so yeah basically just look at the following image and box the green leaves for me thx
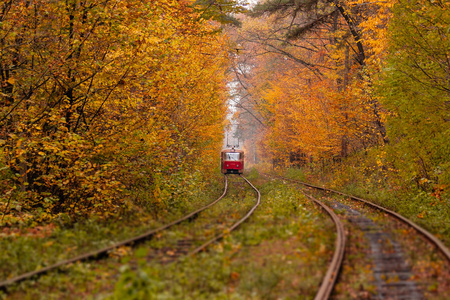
[378,0,450,187]
[193,0,249,26]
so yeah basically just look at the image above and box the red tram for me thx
[221,148,244,174]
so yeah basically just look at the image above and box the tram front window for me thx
[226,153,240,161]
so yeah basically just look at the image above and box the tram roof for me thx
[221,148,244,154]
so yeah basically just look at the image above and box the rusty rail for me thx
[279,175,450,263]
[303,193,346,300]
[0,176,230,289]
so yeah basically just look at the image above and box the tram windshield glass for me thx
[225,153,241,161]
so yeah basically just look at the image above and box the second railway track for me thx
[267,173,450,299]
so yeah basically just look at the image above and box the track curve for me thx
[280,175,450,263]
[263,172,450,299]
[303,193,346,300]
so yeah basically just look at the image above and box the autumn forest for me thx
[1,0,449,298]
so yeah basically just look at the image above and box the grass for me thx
[0,173,226,296]
[282,159,450,247]
[286,164,450,299]
[104,173,335,299]
[1,170,338,299]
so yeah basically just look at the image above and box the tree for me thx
[378,0,450,187]
[251,0,366,67]
[230,0,389,166]
[193,0,249,25]
[0,0,230,221]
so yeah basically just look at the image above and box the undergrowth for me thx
[282,150,450,246]
[106,172,335,299]
[1,170,338,299]
[0,170,225,288]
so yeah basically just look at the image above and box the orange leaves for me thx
[259,72,344,160]
[230,0,394,165]
[348,0,392,75]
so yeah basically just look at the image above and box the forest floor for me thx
[1,168,449,299]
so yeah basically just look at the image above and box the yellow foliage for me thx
[234,1,392,166]
[0,0,230,221]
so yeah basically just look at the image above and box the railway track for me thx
[0,175,260,290]
[330,200,423,299]
[145,175,261,262]
[189,175,260,255]
[281,175,450,262]
[264,173,450,299]
[303,193,346,300]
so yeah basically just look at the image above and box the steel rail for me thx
[261,172,345,299]
[302,192,346,300]
[189,175,261,255]
[0,176,230,289]
[278,175,450,263]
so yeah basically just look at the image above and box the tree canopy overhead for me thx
[230,0,390,165]
[194,0,249,25]
[231,0,449,192]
